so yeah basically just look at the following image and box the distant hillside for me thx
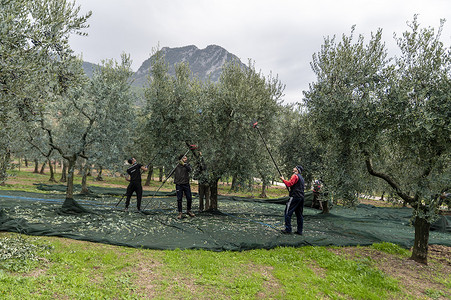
[81,45,245,89]
[81,61,99,78]
[131,45,245,87]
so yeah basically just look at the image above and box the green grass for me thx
[0,233,413,299]
[371,242,410,257]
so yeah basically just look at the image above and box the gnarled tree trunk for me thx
[411,216,430,264]
[364,156,432,264]
[321,200,330,214]
[260,184,267,198]
[33,159,39,173]
[159,167,164,182]
[208,178,220,211]
[66,155,77,199]
[0,148,10,186]
[48,159,56,182]
[95,165,103,181]
[80,162,90,194]
[60,159,67,182]
[39,161,46,174]
[144,165,153,186]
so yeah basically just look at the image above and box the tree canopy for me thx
[304,16,450,263]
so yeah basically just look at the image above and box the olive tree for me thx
[141,50,199,178]
[278,106,324,188]
[304,18,450,264]
[33,54,135,200]
[79,54,135,192]
[196,61,284,210]
[0,0,91,184]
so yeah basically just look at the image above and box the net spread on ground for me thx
[0,184,449,251]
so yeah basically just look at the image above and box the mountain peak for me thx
[132,45,244,86]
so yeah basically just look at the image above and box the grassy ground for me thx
[0,165,450,299]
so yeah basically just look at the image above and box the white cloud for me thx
[70,0,451,104]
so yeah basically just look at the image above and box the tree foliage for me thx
[0,0,91,184]
[304,17,450,263]
[196,60,284,208]
[141,49,200,171]
[85,54,136,174]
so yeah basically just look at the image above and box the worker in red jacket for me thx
[280,165,305,235]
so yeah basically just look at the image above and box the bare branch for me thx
[363,152,414,204]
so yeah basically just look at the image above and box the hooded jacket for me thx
[174,163,192,185]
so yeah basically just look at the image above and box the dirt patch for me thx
[130,254,163,298]
[428,244,451,266]
[329,244,451,299]
[21,257,50,278]
[306,259,327,279]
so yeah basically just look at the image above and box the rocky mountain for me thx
[132,45,245,87]
[82,45,245,89]
[81,61,98,78]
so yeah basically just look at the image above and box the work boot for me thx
[177,212,183,219]
[187,210,195,217]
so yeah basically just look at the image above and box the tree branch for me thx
[38,112,70,160]
[363,152,415,204]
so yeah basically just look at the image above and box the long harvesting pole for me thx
[252,121,283,177]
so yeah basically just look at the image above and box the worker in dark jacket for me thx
[280,165,305,235]
[125,157,148,212]
[174,154,195,219]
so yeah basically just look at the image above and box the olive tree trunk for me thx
[60,159,67,182]
[65,155,77,199]
[144,165,153,186]
[411,216,430,264]
[208,178,220,211]
[80,162,90,194]
[48,159,56,182]
[33,159,39,173]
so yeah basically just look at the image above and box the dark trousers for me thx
[125,182,143,210]
[176,184,192,213]
[284,196,304,233]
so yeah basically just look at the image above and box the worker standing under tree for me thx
[174,154,195,219]
[280,165,305,235]
[125,158,148,212]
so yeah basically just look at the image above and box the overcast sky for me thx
[69,0,451,104]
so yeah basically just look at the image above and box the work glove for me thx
[179,160,185,166]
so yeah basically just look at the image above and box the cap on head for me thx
[127,158,133,164]
[178,154,186,160]
[296,165,303,173]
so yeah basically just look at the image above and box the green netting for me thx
[0,186,449,251]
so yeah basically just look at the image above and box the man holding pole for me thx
[174,154,195,219]
[280,165,305,235]
[125,157,148,212]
